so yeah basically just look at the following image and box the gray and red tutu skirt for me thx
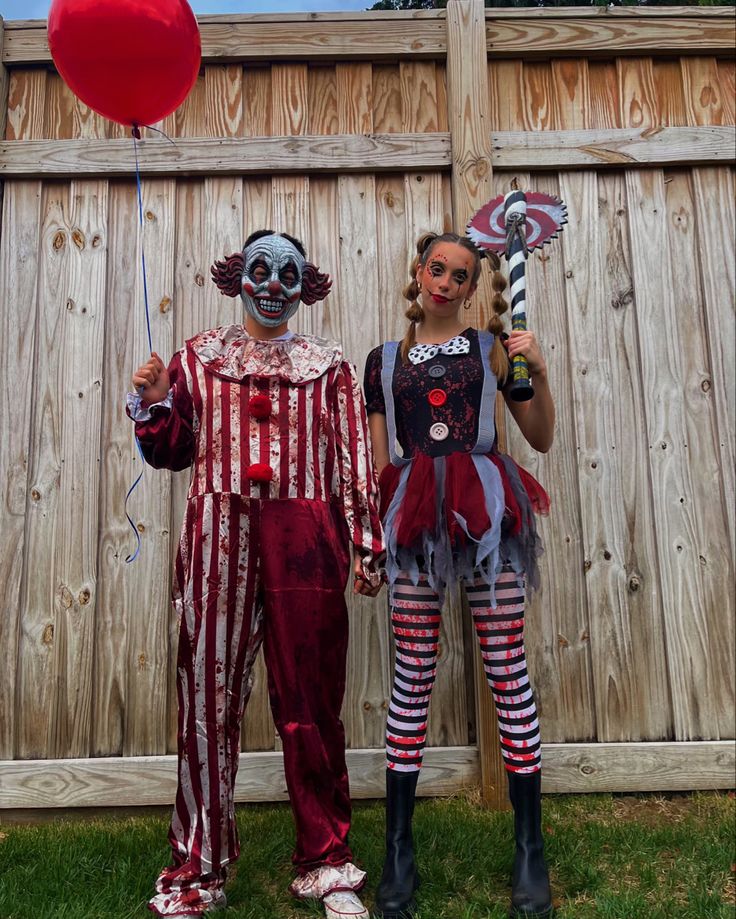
[379,450,549,603]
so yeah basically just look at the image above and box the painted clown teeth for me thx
[255,298,287,313]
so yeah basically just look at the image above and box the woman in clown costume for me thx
[364,230,555,919]
[129,230,384,919]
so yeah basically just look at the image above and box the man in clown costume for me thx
[128,230,384,919]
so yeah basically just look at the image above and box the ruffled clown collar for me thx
[189,325,343,384]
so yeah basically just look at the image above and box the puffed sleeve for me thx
[126,348,196,472]
[363,345,386,415]
[332,360,385,572]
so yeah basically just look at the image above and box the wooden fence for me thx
[0,3,734,811]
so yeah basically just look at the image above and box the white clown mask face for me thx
[240,234,306,328]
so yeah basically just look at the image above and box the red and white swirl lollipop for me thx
[468,188,567,401]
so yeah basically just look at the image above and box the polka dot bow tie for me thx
[407,335,470,365]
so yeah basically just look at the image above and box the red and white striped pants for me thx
[386,567,541,774]
[150,493,356,916]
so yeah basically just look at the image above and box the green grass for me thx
[0,792,733,919]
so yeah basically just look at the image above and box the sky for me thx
[0,1,372,21]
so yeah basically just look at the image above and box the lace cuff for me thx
[289,862,366,900]
[126,388,174,422]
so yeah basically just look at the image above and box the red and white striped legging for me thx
[386,566,541,774]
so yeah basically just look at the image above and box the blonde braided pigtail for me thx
[483,250,510,385]
[400,232,436,364]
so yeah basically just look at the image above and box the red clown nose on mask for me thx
[48,0,201,128]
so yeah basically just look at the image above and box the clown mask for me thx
[211,231,332,323]
[240,234,306,328]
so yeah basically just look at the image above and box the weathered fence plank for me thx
[5,12,734,66]
[0,181,41,759]
[1,742,732,809]
[486,14,735,60]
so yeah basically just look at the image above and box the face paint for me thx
[417,242,477,310]
[240,234,306,328]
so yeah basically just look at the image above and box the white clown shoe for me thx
[323,889,370,919]
[147,889,227,916]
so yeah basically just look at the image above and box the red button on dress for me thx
[247,463,273,483]
[428,388,447,407]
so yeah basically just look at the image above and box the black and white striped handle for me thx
[504,190,533,402]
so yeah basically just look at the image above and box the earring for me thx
[463,299,471,310]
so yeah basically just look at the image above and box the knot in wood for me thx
[42,623,54,645]
[363,701,372,712]
[60,585,73,609]
[475,158,490,179]
[194,273,205,288]
[580,764,595,776]
[628,576,640,592]
[78,588,91,606]
[159,296,172,314]
[53,231,66,251]
[72,229,85,250]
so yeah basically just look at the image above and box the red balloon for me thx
[48,0,201,127]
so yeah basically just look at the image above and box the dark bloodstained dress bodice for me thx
[363,327,550,601]
[364,328,488,457]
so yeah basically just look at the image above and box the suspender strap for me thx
[381,341,410,467]
[474,330,498,455]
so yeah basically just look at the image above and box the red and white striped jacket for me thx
[131,325,384,566]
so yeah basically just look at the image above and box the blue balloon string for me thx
[133,130,154,354]
[125,126,153,564]
[125,439,147,564]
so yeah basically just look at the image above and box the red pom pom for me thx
[247,463,273,483]
[248,395,272,420]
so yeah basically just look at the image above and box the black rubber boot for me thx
[508,771,553,918]
[374,769,419,918]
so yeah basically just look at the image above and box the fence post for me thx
[446,0,511,812]
[0,17,9,230]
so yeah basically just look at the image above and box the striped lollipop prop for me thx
[467,184,567,402]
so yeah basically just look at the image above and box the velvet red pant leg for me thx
[259,498,354,874]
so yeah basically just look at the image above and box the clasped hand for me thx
[131,352,170,407]
[503,330,546,376]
